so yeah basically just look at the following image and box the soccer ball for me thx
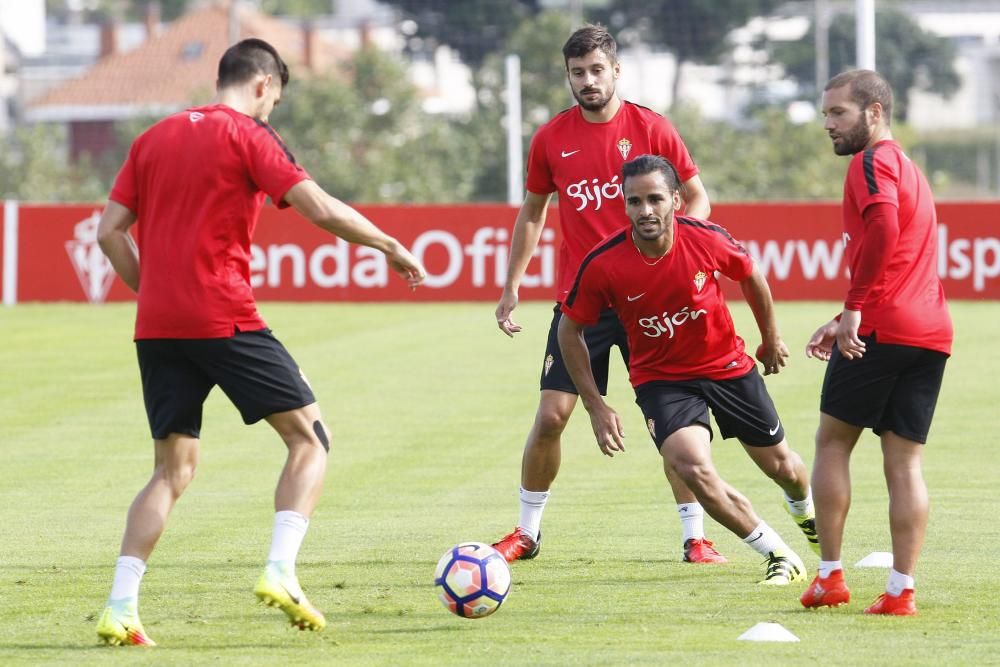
[434,542,511,618]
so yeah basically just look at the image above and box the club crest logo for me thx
[544,354,554,376]
[647,418,656,439]
[616,137,632,160]
[65,210,115,303]
[694,271,707,293]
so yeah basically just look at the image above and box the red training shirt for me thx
[525,102,699,301]
[841,139,952,354]
[110,104,310,339]
[562,218,756,387]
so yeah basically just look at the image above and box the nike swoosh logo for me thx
[626,293,646,302]
[747,531,764,543]
[769,421,781,436]
[561,150,580,158]
[279,582,301,605]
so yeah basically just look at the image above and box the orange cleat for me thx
[683,538,728,564]
[864,589,917,616]
[491,528,541,563]
[800,569,851,608]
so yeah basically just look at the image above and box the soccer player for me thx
[492,24,725,565]
[800,70,952,615]
[93,39,425,645]
[558,154,814,584]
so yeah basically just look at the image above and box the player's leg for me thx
[202,329,327,630]
[98,339,212,646]
[864,346,945,616]
[613,319,719,563]
[660,425,805,583]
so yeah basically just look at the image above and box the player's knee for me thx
[534,407,571,439]
[156,461,196,497]
[672,460,715,493]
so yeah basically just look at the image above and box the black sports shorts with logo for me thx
[540,304,629,394]
[821,334,948,444]
[634,368,785,450]
[136,328,316,439]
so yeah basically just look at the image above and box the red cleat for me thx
[683,538,728,564]
[492,528,541,563]
[800,569,851,608]
[864,589,917,616]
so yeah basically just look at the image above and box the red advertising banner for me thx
[3,201,998,303]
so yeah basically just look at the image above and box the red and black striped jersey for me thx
[842,139,952,354]
[111,104,310,339]
[562,217,756,386]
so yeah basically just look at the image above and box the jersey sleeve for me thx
[561,256,608,326]
[524,125,556,195]
[847,147,900,213]
[650,115,698,183]
[243,121,311,208]
[708,223,754,282]
[109,142,139,212]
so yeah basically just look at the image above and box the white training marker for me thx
[737,622,800,642]
[854,551,894,568]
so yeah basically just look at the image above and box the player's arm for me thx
[97,200,140,292]
[681,174,711,219]
[495,190,553,337]
[738,263,789,376]
[834,202,900,360]
[283,180,425,289]
[556,314,625,457]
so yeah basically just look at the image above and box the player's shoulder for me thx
[676,216,736,242]
[621,100,673,128]
[535,106,579,136]
[582,227,631,268]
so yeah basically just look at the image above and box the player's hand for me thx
[835,309,866,360]
[806,319,838,361]
[496,288,522,337]
[586,402,625,458]
[387,244,425,290]
[755,338,789,375]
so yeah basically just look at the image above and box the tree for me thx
[768,8,960,121]
[0,124,107,202]
[384,0,542,69]
[595,0,785,108]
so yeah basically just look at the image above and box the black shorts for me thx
[541,304,629,394]
[821,335,948,444]
[136,329,316,440]
[634,368,785,449]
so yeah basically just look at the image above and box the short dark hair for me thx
[562,23,617,68]
[825,69,893,125]
[217,38,289,90]
[622,154,682,193]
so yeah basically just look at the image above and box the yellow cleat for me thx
[759,549,807,585]
[254,563,326,631]
[96,600,156,646]
[785,504,821,555]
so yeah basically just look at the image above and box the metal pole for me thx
[505,54,523,206]
[3,200,19,306]
[815,0,829,91]
[856,0,876,70]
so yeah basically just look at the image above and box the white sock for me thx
[784,490,814,517]
[267,510,310,570]
[677,503,706,542]
[517,487,550,541]
[109,555,146,602]
[818,560,843,578]
[886,568,914,596]
[742,520,790,557]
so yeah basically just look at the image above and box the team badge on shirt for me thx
[694,271,707,293]
[617,138,632,160]
[544,354,555,376]
[647,418,656,439]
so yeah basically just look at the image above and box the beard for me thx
[831,115,873,155]
[573,85,614,112]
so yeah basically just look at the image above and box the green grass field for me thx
[1,301,998,666]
